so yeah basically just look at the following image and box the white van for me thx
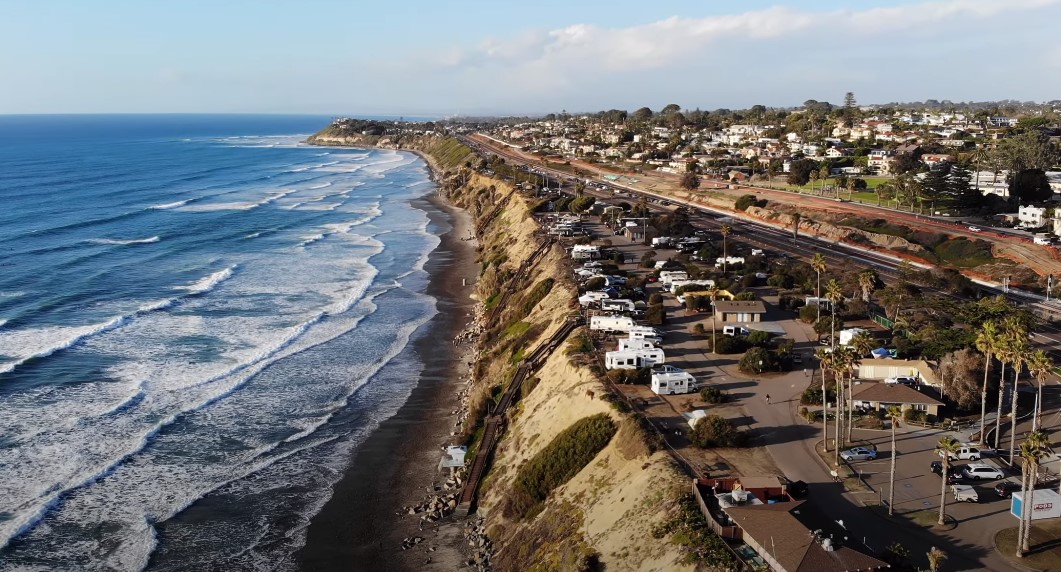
[605,348,666,370]
[723,325,750,337]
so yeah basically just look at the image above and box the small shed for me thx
[714,300,767,323]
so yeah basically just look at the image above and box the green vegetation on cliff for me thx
[508,413,616,520]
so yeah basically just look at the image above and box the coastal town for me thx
[316,99,1061,572]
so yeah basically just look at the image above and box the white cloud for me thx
[386,0,1061,113]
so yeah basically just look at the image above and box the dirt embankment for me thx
[441,170,692,571]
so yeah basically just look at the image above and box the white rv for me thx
[838,328,868,347]
[651,236,674,247]
[651,370,696,395]
[590,315,635,333]
[605,348,666,370]
[617,338,658,351]
[722,325,750,337]
[571,244,601,260]
[658,270,688,286]
[578,291,611,307]
[601,299,635,313]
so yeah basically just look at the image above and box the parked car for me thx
[994,481,1021,498]
[967,226,982,232]
[930,461,964,484]
[951,484,979,503]
[938,445,982,461]
[962,463,1005,481]
[841,447,877,462]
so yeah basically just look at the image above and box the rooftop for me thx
[852,382,944,405]
[714,300,767,313]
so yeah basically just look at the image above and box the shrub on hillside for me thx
[508,413,617,519]
[520,278,555,315]
[607,367,650,385]
[708,335,747,354]
[690,415,746,448]
[584,277,606,290]
[735,194,767,211]
[699,386,727,404]
[739,347,780,373]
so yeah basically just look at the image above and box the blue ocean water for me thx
[0,115,443,569]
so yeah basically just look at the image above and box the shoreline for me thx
[296,151,480,571]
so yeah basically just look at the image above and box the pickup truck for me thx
[951,484,979,503]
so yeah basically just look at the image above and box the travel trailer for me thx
[590,315,635,333]
[669,279,715,294]
[617,338,658,352]
[605,348,666,370]
[722,325,750,337]
[600,299,635,313]
[658,270,688,286]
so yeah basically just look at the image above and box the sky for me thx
[1,0,1060,116]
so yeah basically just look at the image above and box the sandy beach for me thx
[296,185,479,571]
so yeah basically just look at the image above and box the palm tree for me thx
[830,348,852,458]
[817,347,833,452]
[936,436,962,526]
[1025,350,1052,432]
[972,146,988,194]
[811,253,827,322]
[1019,431,1049,555]
[720,224,732,274]
[975,320,1000,444]
[851,330,875,359]
[706,285,720,354]
[992,325,1016,451]
[825,279,844,350]
[887,405,902,516]
[927,547,948,572]
[1006,328,1030,465]
[857,269,876,304]
[792,212,802,243]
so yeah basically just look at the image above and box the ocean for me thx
[0,115,443,570]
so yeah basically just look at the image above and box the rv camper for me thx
[650,369,696,395]
[617,338,658,351]
[605,348,666,370]
[590,315,635,333]
[658,270,689,286]
[722,325,750,337]
[600,299,635,313]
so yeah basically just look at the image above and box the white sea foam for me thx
[0,317,127,376]
[244,232,261,239]
[307,182,332,190]
[86,236,161,246]
[297,234,325,248]
[149,200,190,210]
[179,265,237,295]
[0,291,25,298]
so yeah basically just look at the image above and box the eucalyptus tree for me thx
[811,253,827,322]
[936,436,962,526]
[887,405,903,516]
[975,320,1001,444]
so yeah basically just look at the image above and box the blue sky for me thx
[1,0,1059,115]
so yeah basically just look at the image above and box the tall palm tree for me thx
[887,405,903,516]
[811,253,827,322]
[831,348,852,458]
[817,347,834,452]
[1025,350,1053,432]
[720,224,732,274]
[857,269,876,304]
[936,436,962,526]
[975,320,1000,444]
[993,326,1016,451]
[972,146,988,194]
[825,279,844,350]
[1007,329,1030,465]
[706,284,720,354]
[1019,431,1049,555]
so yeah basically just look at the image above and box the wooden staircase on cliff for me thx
[455,316,584,516]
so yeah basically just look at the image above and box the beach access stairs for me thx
[456,315,584,516]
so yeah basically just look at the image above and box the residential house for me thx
[866,149,894,174]
[695,478,889,572]
[850,382,944,419]
[714,300,767,323]
[921,154,955,168]
[825,147,852,159]
[1019,205,1048,227]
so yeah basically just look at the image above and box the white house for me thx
[867,149,894,174]
[1019,205,1048,228]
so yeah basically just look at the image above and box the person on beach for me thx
[765,394,771,404]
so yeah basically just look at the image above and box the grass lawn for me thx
[995,519,1061,570]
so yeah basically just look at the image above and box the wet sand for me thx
[296,189,478,571]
